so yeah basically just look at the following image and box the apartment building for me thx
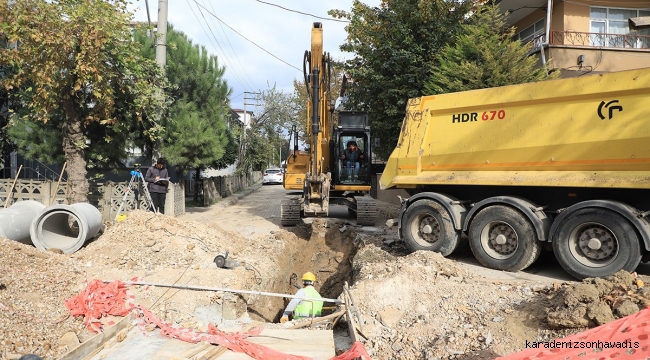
[497,0,650,77]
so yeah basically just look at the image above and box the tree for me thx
[329,0,473,159]
[0,62,16,162]
[239,84,297,171]
[425,3,555,95]
[134,26,233,177]
[0,0,168,203]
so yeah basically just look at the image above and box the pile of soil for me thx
[0,210,280,359]
[2,202,649,360]
[545,270,650,329]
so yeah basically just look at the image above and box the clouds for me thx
[128,0,379,109]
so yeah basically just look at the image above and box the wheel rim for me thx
[568,222,618,268]
[480,221,518,260]
[409,212,441,247]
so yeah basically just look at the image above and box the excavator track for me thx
[354,195,377,226]
[281,198,302,226]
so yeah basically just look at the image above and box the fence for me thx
[0,178,184,220]
[1,171,262,220]
[198,171,262,206]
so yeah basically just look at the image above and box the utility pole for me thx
[155,0,168,70]
[238,91,261,167]
[152,0,167,161]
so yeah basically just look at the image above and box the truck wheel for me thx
[402,199,459,256]
[552,208,642,280]
[468,205,541,271]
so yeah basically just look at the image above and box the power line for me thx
[253,0,350,23]
[186,0,253,92]
[205,0,257,90]
[194,0,256,90]
[192,1,302,72]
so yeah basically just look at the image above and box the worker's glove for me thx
[280,315,289,323]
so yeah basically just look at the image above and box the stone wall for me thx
[202,171,262,205]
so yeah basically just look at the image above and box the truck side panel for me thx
[380,68,650,190]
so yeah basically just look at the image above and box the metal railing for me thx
[547,31,650,49]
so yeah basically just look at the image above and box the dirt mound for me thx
[0,237,86,359]
[347,244,552,360]
[545,270,650,329]
[0,210,288,359]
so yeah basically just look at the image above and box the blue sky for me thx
[128,0,380,110]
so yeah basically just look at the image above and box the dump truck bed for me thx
[380,68,650,190]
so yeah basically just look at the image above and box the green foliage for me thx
[241,129,273,171]
[238,84,299,170]
[425,3,556,95]
[0,0,169,201]
[163,100,227,174]
[212,129,238,170]
[329,0,473,159]
[134,25,233,175]
[7,118,64,165]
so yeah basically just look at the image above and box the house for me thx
[497,0,650,77]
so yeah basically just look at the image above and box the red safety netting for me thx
[67,279,371,360]
[496,307,650,360]
[65,279,135,332]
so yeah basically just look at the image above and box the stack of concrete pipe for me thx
[0,201,103,253]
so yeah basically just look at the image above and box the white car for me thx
[263,168,283,185]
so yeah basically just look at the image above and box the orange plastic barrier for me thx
[137,306,371,360]
[67,280,371,360]
[496,307,650,360]
[64,279,135,332]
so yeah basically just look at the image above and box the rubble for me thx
[545,270,650,329]
[1,204,649,360]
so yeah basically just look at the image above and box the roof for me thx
[495,0,549,27]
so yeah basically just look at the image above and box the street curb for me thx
[218,182,262,208]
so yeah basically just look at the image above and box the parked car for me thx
[263,168,283,185]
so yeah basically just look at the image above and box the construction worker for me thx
[280,272,323,322]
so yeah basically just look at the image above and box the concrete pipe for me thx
[0,201,46,244]
[30,203,103,253]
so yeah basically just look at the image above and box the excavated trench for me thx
[245,218,360,323]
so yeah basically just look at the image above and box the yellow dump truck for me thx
[380,68,650,279]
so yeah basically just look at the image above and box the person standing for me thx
[280,272,323,322]
[145,158,169,214]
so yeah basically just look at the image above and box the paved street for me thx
[185,183,650,283]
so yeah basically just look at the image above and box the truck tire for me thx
[402,199,459,256]
[468,205,541,272]
[552,208,642,280]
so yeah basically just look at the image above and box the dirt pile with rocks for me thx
[545,270,650,329]
[0,210,282,359]
[2,203,650,360]
[345,241,558,360]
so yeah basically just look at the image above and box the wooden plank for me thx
[59,312,135,360]
[211,329,335,360]
[85,326,335,360]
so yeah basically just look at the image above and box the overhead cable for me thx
[254,0,350,23]
[185,0,253,91]
[192,0,302,72]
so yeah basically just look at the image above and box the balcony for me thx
[530,31,650,52]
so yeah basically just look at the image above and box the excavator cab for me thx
[333,111,372,186]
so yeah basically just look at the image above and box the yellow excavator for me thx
[281,22,377,226]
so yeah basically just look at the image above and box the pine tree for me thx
[134,25,233,177]
[425,3,556,95]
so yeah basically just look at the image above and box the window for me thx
[590,7,650,48]
[516,19,545,44]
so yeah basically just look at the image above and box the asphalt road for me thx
[240,184,650,283]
